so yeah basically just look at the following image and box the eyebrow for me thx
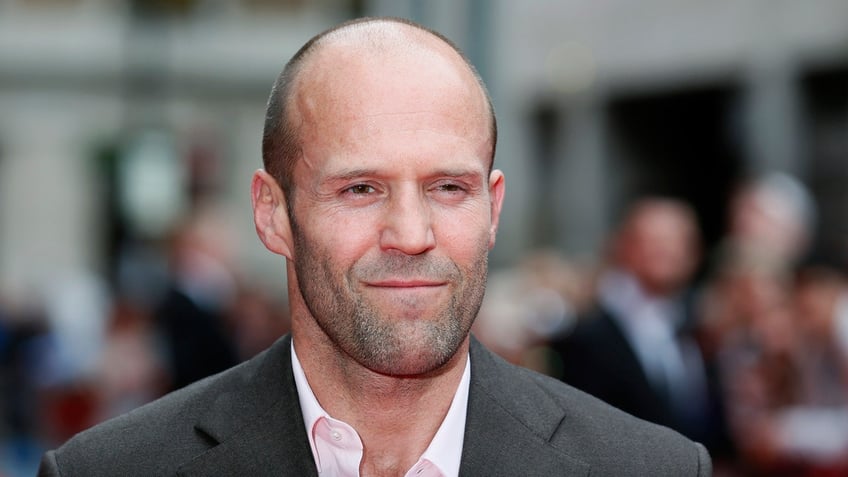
[323,166,485,182]
[431,168,485,179]
[322,168,381,183]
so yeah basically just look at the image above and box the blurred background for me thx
[1,0,847,475]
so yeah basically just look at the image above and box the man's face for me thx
[285,42,504,376]
[622,205,699,296]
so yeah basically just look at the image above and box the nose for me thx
[379,187,436,255]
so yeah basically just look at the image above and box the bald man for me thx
[39,18,711,476]
[555,199,721,448]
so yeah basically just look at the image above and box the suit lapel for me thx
[460,337,590,476]
[598,307,656,391]
[173,334,590,475]
[176,335,318,477]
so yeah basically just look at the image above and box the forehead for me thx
[296,111,491,185]
[290,25,491,156]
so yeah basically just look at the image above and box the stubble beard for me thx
[292,231,488,377]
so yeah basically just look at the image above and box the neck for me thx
[292,315,469,475]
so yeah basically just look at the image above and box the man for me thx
[555,198,725,450]
[39,18,711,476]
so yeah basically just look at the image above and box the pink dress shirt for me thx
[291,344,470,477]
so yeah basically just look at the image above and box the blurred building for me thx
[1,0,847,297]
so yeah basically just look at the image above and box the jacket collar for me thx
[177,335,318,476]
[460,336,590,476]
[176,334,589,476]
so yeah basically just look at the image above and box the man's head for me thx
[251,18,505,377]
[728,172,815,264]
[262,17,497,205]
[612,198,700,297]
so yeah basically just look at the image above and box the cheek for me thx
[434,212,491,257]
[307,212,376,259]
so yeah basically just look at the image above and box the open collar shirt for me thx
[291,343,470,477]
[598,269,702,404]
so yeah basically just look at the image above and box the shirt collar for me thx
[291,342,470,476]
[420,353,470,477]
[291,343,328,471]
[599,269,678,326]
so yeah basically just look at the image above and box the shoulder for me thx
[552,306,630,363]
[41,336,292,477]
[467,337,711,476]
[566,305,619,340]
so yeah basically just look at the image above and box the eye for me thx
[431,181,469,196]
[436,183,465,193]
[345,184,376,195]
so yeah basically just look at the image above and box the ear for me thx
[487,169,505,249]
[251,169,294,259]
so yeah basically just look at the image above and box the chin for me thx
[366,343,459,378]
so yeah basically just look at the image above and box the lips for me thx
[365,279,447,288]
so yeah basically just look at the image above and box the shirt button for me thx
[331,429,342,441]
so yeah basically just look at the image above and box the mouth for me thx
[365,279,447,288]
[360,279,451,314]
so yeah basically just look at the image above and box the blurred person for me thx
[40,272,110,389]
[783,263,848,469]
[713,258,848,475]
[698,246,792,359]
[695,172,823,475]
[29,273,109,447]
[0,300,16,437]
[228,287,290,361]
[93,298,168,422]
[793,262,848,407]
[154,205,240,392]
[697,171,816,370]
[473,250,590,373]
[39,17,710,476]
[834,278,848,361]
[699,248,796,474]
[554,198,725,448]
[725,172,816,268]
[0,302,51,477]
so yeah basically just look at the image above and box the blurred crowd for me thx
[475,172,848,476]
[0,204,291,476]
[2,171,848,476]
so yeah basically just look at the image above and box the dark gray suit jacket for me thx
[39,335,711,476]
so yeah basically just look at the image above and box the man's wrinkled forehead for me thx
[288,20,494,156]
[297,22,475,99]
